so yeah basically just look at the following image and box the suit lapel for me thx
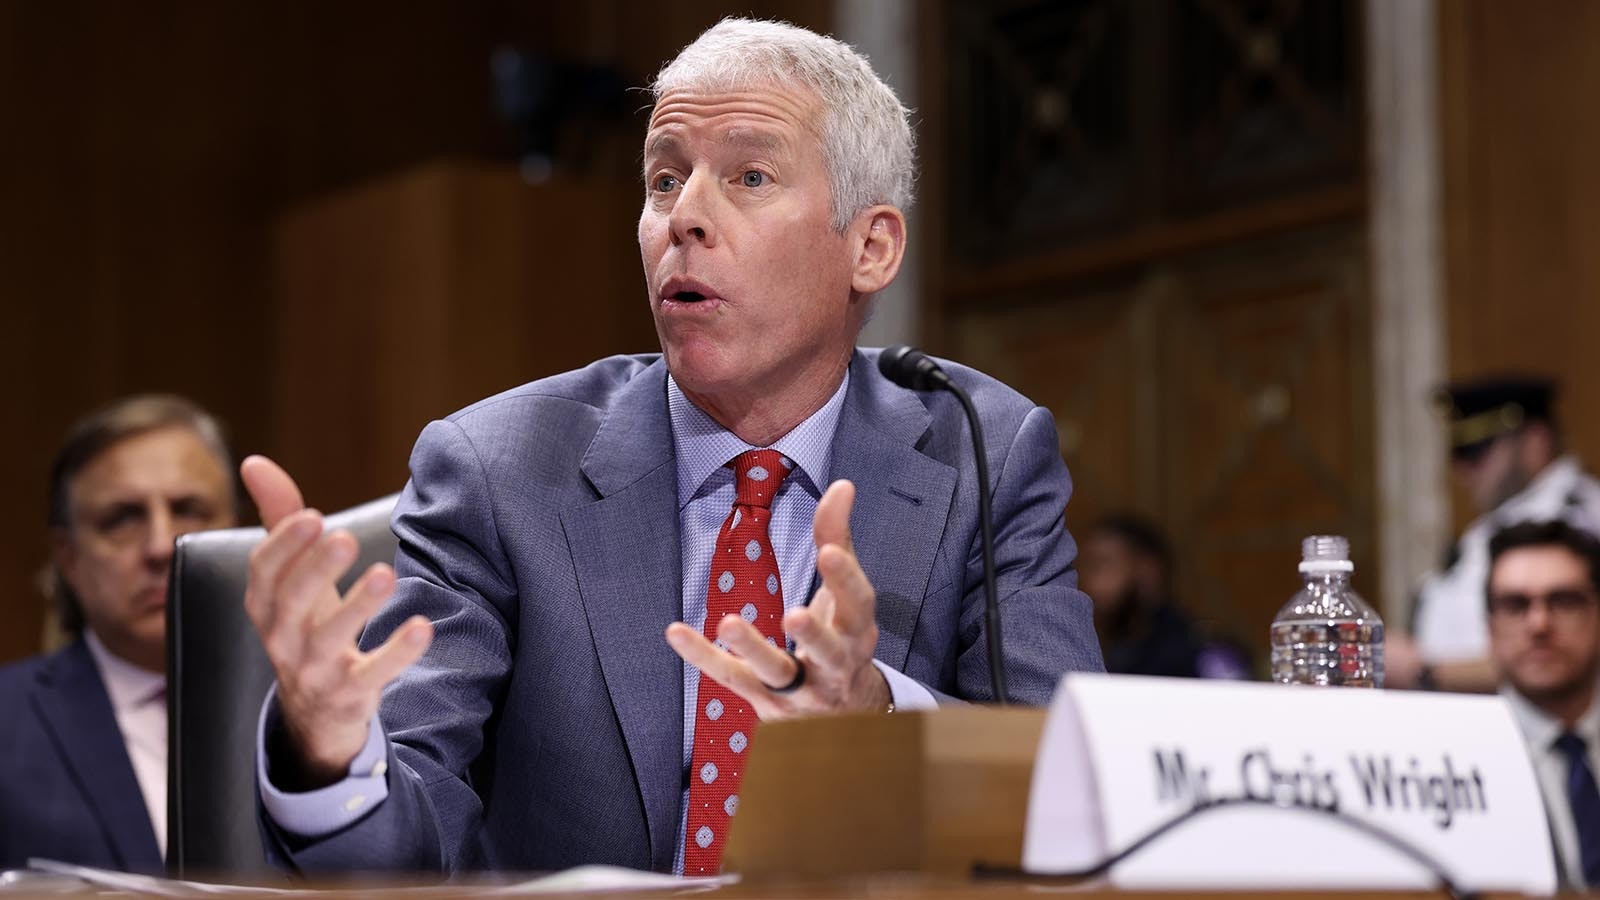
[561,359,684,873]
[825,352,957,671]
[32,641,162,872]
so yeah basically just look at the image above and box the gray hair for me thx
[649,18,916,233]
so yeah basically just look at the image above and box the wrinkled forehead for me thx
[646,80,824,142]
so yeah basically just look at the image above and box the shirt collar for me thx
[1502,679,1600,753]
[83,630,166,712]
[668,369,850,509]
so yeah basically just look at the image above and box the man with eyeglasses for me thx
[1486,520,1600,889]
[1388,377,1600,692]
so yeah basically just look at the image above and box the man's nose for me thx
[1526,600,1554,632]
[144,506,177,566]
[668,172,719,248]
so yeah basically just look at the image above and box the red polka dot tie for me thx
[684,448,792,874]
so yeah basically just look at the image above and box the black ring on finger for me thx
[761,648,807,694]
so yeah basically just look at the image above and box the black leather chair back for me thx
[166,494,399,879]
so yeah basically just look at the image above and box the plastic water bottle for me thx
[1269,535,1384,687]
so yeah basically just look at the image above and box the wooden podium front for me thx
[723,707,1046,879]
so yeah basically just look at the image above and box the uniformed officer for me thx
[1388,376,1600,691]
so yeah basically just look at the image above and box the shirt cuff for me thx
[871,659,938,711]
[256,684,390,838]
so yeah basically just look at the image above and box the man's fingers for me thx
[816,543,876,636]
[274,530,360,631]
[354,615,433,690]
[241,455,307,530]
[813,479,857,555]
[244,510,324,632]
[313,563,397,651]
[665,623,772,700]
[783,606,850,673]
[715,615,800,688]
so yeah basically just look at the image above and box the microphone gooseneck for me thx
[878,346,1007,705]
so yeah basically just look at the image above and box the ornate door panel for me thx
[1160,228,1373,641]
[931,0,1371,661]
[946,225,1373,654]
[949,285,1162,540]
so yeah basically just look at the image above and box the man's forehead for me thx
[70,430,228,498]
[646,86,820,137]
[644,125,791,159]
[1491,545,1590,587]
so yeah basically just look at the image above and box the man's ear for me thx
[850,206,907,296]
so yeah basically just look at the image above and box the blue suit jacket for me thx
[272,350,1102,873]
[0,639,163,873]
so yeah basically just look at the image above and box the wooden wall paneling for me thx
[938,221,1372,658]
[916,0,953,355]
[274,162,648,511]
[927,0,1374,666]
[1438,0,1600,533]
[946,281,1164,542]
[1160,224,1374,646]
[0,2,286,659]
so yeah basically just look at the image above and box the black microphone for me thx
[877,346,1007,705]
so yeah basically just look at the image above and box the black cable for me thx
[972,795,1480,900]
[874,346,1006,704]
[952,385,1006,705]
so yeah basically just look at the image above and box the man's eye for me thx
[95,507,141,532]
[654,175,680,192]
[741,170,767,188]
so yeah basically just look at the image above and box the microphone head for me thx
[878,345,948,391]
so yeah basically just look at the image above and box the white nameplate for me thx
[1023,674,1555,893]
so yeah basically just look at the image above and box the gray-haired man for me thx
[246,19,1102,874]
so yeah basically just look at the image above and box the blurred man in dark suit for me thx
[0,396,236,872]
[1486,520,1600,888]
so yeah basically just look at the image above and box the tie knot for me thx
[1556,731,1589,759]
[732,449,791,510]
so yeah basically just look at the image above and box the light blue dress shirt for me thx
[259,369,936,869]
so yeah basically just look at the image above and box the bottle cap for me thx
[1299,535,1355,573]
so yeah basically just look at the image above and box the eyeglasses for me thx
[1488,587,1599,621]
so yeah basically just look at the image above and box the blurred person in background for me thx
[1080,515,1250,679]
[1485,520,1600,889]
[1389,377,1600,692]
[0,396,237,872]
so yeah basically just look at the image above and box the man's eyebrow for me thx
[643,132,683,162]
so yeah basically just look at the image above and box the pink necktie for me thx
[683,449,792,874]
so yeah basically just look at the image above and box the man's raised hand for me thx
[664,479,890,719]
[240,455,432,787]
